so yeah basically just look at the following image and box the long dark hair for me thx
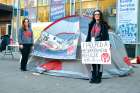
[92,10,104,23]
[91,9,110,29]
[22,18,31,31]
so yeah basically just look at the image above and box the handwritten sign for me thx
[81,41,111,64]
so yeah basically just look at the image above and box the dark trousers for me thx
[19,44,32,70]
[92,64,101,73]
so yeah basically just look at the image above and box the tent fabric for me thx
[27,16,133,79]
[28,37,133,79]
[40,60,62,70]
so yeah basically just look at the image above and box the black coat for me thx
[0,35,9,52]
[86,21,109,42]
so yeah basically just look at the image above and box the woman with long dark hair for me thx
[18,18,34,71]
[86,10,110,83]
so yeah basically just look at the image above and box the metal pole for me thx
[36,0,38,22]
[79,0,82,16]
[96,0,99,9]
[49,0,51,22]
[70,0,72,16]
[16,0,21,42]
[136,0,140,56]
[11,0,15,40]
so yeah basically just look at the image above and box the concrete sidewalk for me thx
[0,52,140,93]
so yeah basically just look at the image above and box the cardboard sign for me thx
[81,41,111,64]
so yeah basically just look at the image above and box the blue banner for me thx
[50,0,65,22]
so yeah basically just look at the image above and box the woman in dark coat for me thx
[86,10,110,83]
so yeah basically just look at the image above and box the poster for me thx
[117,0,138,44]
[50,0,65,21]
[32,16,80,59]
[81,41,111,64]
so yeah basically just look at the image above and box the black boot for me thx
[95,72,102,83]
[89,71,97,83]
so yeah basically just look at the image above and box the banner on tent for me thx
[32,18,80,59]
[81,41,111,64]
[32,22,52,42]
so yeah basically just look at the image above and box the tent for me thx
[27,16,133,79]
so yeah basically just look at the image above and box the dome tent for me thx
[27,16,133,79]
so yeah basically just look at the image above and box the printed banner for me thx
[32,22,52,42]
[23,0,29,16]
[117,0,138,44]
[81,41,111,64]
[50,0,65,21]
[23,0,37,22]
[28,0,37,22]
[28,7,37,22]
[32,16,80,59]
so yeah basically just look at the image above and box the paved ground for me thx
[0,52,140,93]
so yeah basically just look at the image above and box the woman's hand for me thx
[32,46,34,50]
[19,45,23,49]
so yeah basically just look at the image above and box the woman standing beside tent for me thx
[86,10,110,83]
[18,18,34,71]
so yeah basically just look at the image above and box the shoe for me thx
[89,79,96,83]
[95,72,102,84]
[21,68,27,71]
[89,71,96,84]
[89,72,102,84]
[90,78,101,84]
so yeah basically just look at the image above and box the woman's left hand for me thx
[32,46,34,50]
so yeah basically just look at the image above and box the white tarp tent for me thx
[27,16,133,79]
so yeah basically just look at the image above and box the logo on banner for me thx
[101,52,110,63]
[81,41,111,64]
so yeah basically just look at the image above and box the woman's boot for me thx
[89,71,97,83]
[96,72,102,83]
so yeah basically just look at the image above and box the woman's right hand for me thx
[19,45,23,49]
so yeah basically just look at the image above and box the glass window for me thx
[29,0,37,7]
[38,6,49,22]
[43,0,49,5]
[0,0,14,5]
[38,0,43,6]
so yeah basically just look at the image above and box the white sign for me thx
[117,0,138,44]
[81,41,111,64]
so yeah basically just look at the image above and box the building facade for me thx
[0,0,139,57]
[0,0,13,37]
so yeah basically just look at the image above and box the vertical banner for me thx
[23,0,29,16]
[23,0,37,22]
[28,7,37,22]
[50,0,65,22]
[28,0,37,22]
[117,0,138,44]
[81,41,111,64]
